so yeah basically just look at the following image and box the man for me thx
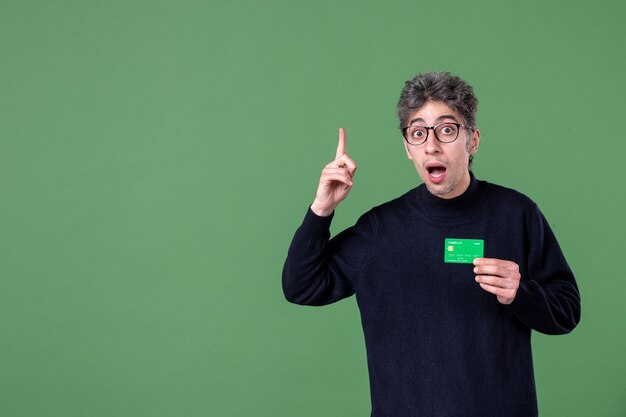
[282,71,581,417]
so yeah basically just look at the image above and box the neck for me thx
[413,172,484,222]
[433,170,472,200]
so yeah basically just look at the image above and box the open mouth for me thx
[426,163,447,179]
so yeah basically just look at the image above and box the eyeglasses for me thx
[401,122,473,146]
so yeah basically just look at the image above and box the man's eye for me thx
[412,129,425,138]
[439,125,457,135]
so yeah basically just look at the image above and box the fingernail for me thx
[473,267,478,273]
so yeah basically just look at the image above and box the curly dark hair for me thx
[396,71,478,130]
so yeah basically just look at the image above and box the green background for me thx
[1,0,624,416]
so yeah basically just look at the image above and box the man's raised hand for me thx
[310,127,357,217]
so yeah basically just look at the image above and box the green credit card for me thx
[444,238,484,264]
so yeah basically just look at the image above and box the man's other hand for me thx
[473,258,521,304]
[310,127,357,217]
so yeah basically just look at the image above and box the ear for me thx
[403,139,413,160]
[468,128,481,155]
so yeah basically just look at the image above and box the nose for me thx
[424,129,442,155]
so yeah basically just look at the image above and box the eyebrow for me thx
[407,114,460,126]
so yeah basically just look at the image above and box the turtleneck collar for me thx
[411,172,489,223]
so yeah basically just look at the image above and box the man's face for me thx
[403,100,480,199]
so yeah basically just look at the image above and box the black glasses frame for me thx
[402,122,474,146]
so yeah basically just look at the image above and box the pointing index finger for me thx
[336,127,347,159]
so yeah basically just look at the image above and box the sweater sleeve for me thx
[282,206,376,306]
[507,204,581,335]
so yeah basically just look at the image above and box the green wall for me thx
[1,0,624,416]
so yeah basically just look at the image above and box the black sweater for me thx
[282,176,581,417]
